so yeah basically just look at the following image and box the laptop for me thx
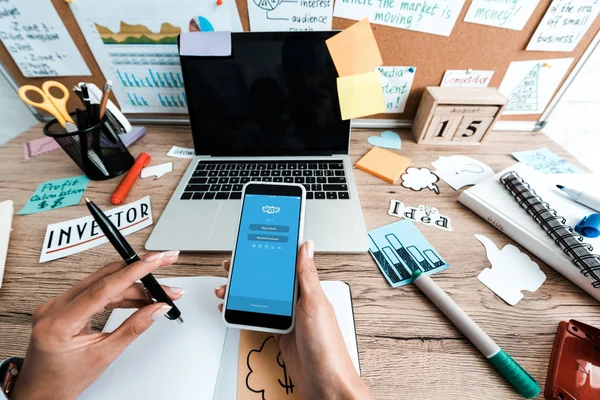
[145,31,368,253]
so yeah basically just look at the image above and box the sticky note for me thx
[326,19,382,77]
[18,176,90,215]
[337,71,386,120]
[179,32,232,56]
[356,147,411,184]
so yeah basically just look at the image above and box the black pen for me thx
[84,197,183,323]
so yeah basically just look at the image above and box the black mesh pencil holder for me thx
[44,114,134,181]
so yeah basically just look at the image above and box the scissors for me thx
[18,81,77,132]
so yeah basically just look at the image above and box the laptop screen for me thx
[179,32,350,156]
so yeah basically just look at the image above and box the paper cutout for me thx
[39,196,153,263]
[141,162,173,180]
[23,137,61,160]
[498,58,573,115]
[368,219,449,288]
[18,176,89,215]
[440,69,494,88]
[464,0,539,30]
[512,148,583,174]
[401,167,440,194]
[167,146,196,159]
[367,130,401,149]
[475,234,546,305]
[238,331,299,400]
[356,147,411,184]
[388,200,452,232]
[247,0,333,31]
[0,0,90,77]
[432,155,495,190]
[337,71,386,120]
[527,0,600,52]
[325,19,383,77]
[179,32,231,56]
[333,0,466,37]
[377,66,416,113]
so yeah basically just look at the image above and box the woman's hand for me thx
[11,251,183,400]
[215,241,373,400]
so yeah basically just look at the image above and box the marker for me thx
[556,184,600,213]
[110,152,151,205]
[411,270,540,398]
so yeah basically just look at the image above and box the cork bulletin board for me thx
[0,0,598,123]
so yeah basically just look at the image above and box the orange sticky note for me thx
[337,71,386,120]
[356,147,411,184]
[326,18,383,77]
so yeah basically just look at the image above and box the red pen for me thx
[110,152,151,205]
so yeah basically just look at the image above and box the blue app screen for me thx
[227,194,301,316]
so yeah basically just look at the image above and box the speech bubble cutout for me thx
[432,155,494,190]
[400,167,440,194]
[141,162,173,180]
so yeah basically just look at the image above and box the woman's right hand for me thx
[216,241,374,400]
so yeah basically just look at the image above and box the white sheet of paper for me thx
[432,155,495,190]
[333,0,466,36]
[39,196,153,263]
[388,200,453,231]
[141,162,173,179]
[247,0,334,31]
[464,0,539,30]
[440,69,494,87]
[498,58,573,115]
[0,0,90,77]
[475,234,546,305]
[377,66,416,113]
[167,145,196,159]
[79,277,229,400]
[527,0,600,52]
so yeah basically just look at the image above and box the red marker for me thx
[110,152,151,205]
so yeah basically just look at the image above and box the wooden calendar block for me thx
[412,87,508,145]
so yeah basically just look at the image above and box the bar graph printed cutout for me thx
[368,219,449,287]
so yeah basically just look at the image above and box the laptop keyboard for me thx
[180,160,349,201]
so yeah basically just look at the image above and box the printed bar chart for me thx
[117,68,183,88]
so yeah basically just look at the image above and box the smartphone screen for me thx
[225,184,304,330]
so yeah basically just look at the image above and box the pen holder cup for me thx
[43,115,135,181]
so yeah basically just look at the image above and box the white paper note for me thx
[39,196,153,263]
[432,155,495,190]
[248,0,334,31]
[333,0,466,37]
[476,234,546,305]
[377,66,416,113]
[464,0,539,30]
[498,58,573,115]
[388,200,453,231]
[141,162,174,179]
[440,69,494,88]
[527,0,600,52]
[167,145,196,159]
[0,0,90,77]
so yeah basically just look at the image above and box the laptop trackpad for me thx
[206,202,239,251]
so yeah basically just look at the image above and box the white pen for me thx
[556,185,600,213]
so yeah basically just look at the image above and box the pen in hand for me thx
[84,197,183,323]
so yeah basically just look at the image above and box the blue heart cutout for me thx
[367,131,401,149]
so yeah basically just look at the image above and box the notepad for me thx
[336,71,386,120]
[356,147,411,184]
[79,277,359,400]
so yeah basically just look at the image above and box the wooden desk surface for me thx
[1,125,598,399]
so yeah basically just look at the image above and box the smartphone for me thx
[222,182,306,334]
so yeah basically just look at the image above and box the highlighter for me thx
[110,152,151,205]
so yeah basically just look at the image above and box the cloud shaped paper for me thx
[401,167,440,194]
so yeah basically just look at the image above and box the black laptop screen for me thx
[179,32,350,156]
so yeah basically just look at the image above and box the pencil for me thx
[99,80,112,119]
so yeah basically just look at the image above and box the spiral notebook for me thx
[459,163,600,301]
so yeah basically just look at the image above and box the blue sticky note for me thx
[512,148,583,174]
[18,176,89,215]
[368,219,449,288]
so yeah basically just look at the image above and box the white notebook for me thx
[79,277,359,399]
[458,163,600,302]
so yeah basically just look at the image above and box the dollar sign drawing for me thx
[37,200,48,209]
[277,352,294,395]
[51,197,64,209]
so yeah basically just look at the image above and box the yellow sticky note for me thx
[337,71,386,120]
[326,19,383,77]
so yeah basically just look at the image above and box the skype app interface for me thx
[228,194,302,316]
